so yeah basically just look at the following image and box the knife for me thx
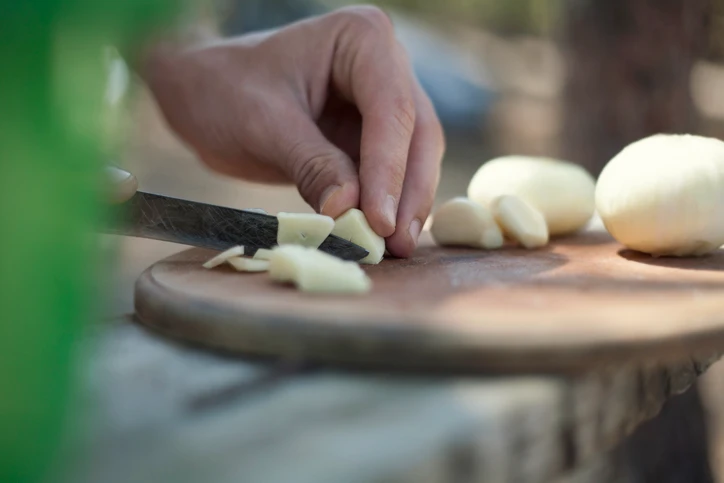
[103,168,369,262]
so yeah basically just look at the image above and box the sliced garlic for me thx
[468,156,595,235]
[492,195,549,249]
[253,248,274,261]
[227,257,270,272]
[269,245,371,294]
[331,209,385,264]
[202,246,245,269]
[277,212,334,248]
[596,134,724,256]
[430,197,503,249]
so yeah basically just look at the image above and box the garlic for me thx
[467,155,595,235]
[331,209,385,264]
[492,195,549,249]
[227,257,270,272]
[430,197,503,249]
[269,245,371,294]
[595,134,724,257]
[252,248,274,261]
[277,212,334,248]
[202,246,245,269]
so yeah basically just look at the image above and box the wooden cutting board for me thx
[134,229,724,372]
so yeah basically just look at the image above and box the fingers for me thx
[386,80,446,258]
[330,6,416,237]
[273,108,360,218]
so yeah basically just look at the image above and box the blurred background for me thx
[103,0,724,480]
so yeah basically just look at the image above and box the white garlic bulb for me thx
[595,134,724,257]
[467,156,596,235]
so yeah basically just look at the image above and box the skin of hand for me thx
[141,6,445,258]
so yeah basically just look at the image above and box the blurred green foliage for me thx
[0,3,179,483]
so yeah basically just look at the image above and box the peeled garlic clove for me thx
[331,209,385,264]
[277,212,334,248]
[269,245,371,294]
[467,155,595,236]
[595,134,724,257]
[492,195,549,249]
[268,245,301,283]
[430,197,503,249]
[202,246,245,269]
[227,257,270,272]
[253,248,274,261]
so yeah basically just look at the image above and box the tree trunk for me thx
[561,0,711,175]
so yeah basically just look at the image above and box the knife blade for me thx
[104,191,370,262]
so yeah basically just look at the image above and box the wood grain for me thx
[134,229,724,372]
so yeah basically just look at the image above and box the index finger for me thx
[330,7,416,237]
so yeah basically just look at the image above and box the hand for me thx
[141,6,445,257]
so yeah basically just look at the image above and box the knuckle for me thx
[337,5,394,37]
[425,117,446,158]
[288,143,338,198]
[387,159,407,191]
[390,95,417,137]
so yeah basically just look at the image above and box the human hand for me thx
[141,6,445,257]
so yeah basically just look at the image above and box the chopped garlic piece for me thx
[227,257,270,272]
[492,196,548,249]
[253,248,274,260]
[332,209,385,264]
[277,212,334,248]
[202,246,245,269]
[269,245,371,294]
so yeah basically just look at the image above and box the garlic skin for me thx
[467,156,595,235]
[595,134,724,257]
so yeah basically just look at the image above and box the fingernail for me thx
[107,166,132,183]
[384,195,397,228]
[409,218,422,242]
[319,185,342,215]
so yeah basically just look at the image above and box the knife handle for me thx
[106,166,138,204]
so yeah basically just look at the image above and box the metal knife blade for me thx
[104,191,370,262]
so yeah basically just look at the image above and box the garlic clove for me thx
[430,197,503,249]
[269,245,371,294]
[202,246,245,269]
[277,212,334,248]
[331,209,385,264]
[492,195,549,249]
[227,257,270,272]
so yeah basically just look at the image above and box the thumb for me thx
[276,110,360,217]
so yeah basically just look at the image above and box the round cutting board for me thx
[134,230,724,372]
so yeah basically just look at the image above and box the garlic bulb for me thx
[467,156,595,235]
[595,134,724,256]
